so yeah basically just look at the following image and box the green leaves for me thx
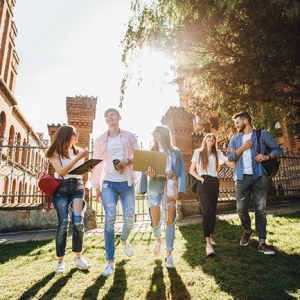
[122,0,300,138]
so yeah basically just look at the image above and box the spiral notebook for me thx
[133,149,167,176]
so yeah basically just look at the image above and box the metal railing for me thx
[1,135,300,223]
[92,152,300,223]
[217,152,300,200]
[0,131,47,205]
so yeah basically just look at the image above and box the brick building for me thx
[0,1,99,231]
[0,0,49,206]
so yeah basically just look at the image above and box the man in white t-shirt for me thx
[227,112,280,255]
[88,108,140,276]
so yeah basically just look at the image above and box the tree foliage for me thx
[121,0,300,137]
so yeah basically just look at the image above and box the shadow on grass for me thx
[19,268,80,300]
[178,212,300,300]
[82,260,127,300]
[0,240,53,264]
[144,259,191,300]
[146,259,167,300]
[18,272,55,300]
[128,229,154,249]
[166,266,191,300]
[102,260,127,300]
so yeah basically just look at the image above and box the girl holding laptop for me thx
[140,125,186,268]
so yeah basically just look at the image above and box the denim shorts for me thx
[148,177,166,207]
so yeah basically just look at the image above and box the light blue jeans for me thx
[148,177,177,252]
[52,178,86,257]
[101,181,135,261]
[235,174,268,242]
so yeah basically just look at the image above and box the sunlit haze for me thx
[13,0,180,149]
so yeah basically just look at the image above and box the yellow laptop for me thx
[133,149,168,176]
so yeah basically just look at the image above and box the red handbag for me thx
[38,172,61,212]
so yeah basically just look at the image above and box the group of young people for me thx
[46,109,280,275]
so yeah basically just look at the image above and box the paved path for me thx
[0,202,299,245]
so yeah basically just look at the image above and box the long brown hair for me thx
[150,125,179,161]
[45,125,79,159]
[198,133,219,172]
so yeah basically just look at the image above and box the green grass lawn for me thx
[1,212,300,300]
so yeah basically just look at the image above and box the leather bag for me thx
[38,173,61,196]
[186,173,198,193]
[38,172,61,212]
[256,130,280,178]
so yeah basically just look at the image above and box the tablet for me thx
[68,159,102,175]
[133,149,167,175]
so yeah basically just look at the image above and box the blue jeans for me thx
[235,174,268,242]
[101,181,135,261]
[52,178,86,257]
[148,177,177,252]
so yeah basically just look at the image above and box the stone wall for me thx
[0,205,57,233]
[0,204,96,233]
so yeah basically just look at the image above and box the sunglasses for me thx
[73,132,80,137]
[151,129,159,135]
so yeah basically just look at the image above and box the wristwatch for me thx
[266,155,271,160]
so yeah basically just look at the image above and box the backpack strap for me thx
[256,129,262,154]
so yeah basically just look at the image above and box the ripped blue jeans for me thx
[148,177,177,252]
[52,178,86,257]
[101,181,135,261]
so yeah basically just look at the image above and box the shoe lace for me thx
[104,264,112,272]
[124,242,131,249]
[80,257,87,263]
[259,243,269,250]
[166,255,172,263]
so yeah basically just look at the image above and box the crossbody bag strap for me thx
[256,129,262,154]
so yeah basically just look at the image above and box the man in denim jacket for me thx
[227,112,280,255]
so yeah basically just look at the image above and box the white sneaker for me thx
[165,255,174,268]
[153,239,161,256]
[210,238,217,245]
[206,244,215,256]
[75,256,91,270]
[55,261,66,274]
[102,263,114,277]
[122,241,133,257]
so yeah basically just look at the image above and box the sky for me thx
[13,0,180,149]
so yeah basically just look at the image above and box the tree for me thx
[121,0,300,138]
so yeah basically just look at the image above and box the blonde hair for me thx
[104,108,120,117]
[151,125,180,164]
[150,126,173,152]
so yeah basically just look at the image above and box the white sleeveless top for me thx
[55,148,85,180]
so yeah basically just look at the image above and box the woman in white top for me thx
[189,133,234,256]
[45,125,91,274]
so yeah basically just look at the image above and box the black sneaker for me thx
[240,230,252,246]
[258,243,275,255]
